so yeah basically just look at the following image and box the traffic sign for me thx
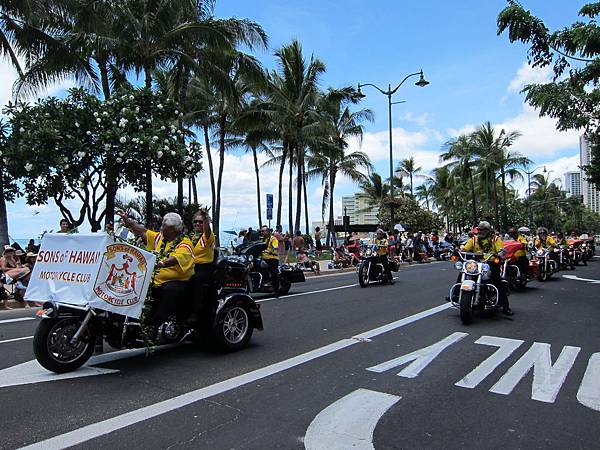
[266,193,273,209]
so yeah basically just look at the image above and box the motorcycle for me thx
[582,238,596,261]
[500,240,531,290]
[233,241,305,295]
[33,254,263,374]
[357,244,397,287]
[433,241,455,261]
[567,239,587,266]
[531,246,557,281]
[449,252,503,325]
[555,245,575,271]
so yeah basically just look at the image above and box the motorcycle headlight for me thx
[366,248,373,256]
[454,261,463,270]
[465,260,478,274]
[481,263,490,273]
[537,249,545,257]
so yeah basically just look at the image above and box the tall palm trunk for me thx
[288,146,293,234]
[468,167,477,227]
[176,67,190,215]
[214,115,227,246]
[0,172,9,246]
[303,171,309,234]
[203,125,216,215]
[276,146,287,228]
[492,176,500,230]
[191,176,198,204]
[98,58,117,228]
[252,145,262,228]
[500,167,508,228]
[328,167,336,248]
[294,143,303,233]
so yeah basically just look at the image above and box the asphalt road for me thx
[1,258,599,449]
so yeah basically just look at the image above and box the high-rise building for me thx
[341,193,379,225]
[580,135,600,213]
[564,171,581,198]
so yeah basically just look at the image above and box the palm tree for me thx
[360,173,389,208]
[397,156,423,197]
[430,166,456,232]
[440,134,479,227]
[415,182,433,210]
[264,39,325,233]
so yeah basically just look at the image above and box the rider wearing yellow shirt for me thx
[117,210,194,323]
[374,228,393,280]
[189,208,216,324]
[534,227,556,250]
[261,226,280,294]
[508,227,529,284]
[461,221,512,316]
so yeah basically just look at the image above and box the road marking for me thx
[577,353,600,412]
[366,332,467,378]
[20,303,450,450]
[455,336,524,389]
[490,342,580,403]
[304,388,401,450]
[256,283,358,303]
[0,335,33,345]
[0,317,35,325]
[562,274,600,283]
[0,345,179,389]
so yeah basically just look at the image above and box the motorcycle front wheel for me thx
[277,277,291,295]
[459,291,474,325]
[33,318,96,374]
[358,263,369,288]
[537,267,548,282]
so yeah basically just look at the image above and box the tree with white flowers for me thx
[4,87,202,231]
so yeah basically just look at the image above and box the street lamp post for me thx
[357,70,429,225]
[523,165,546,227]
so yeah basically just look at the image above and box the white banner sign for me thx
[25,233,156,319]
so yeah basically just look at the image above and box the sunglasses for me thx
[193,220,203,224]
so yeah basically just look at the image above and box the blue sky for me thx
[3,0,585,239]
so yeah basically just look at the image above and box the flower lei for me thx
[139,232,186,351]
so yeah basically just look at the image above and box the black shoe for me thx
[502,307,514,316]
[445,296,451,302]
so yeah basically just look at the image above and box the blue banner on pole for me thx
[266,194,273,208]
[266,207,273,220]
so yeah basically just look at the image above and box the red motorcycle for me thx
[501,241,538,289]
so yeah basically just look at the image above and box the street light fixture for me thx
[357,70,429,225]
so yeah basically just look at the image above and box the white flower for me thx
[75,122,79,128]
[120,136,127,144]
[96,118,101,123]
[104,144,112,151]
[25,163,33,172]
[164,139,169,143]
[102,111,109,117]
[146,118,152,124]
[93,112,99,117]
[174,110,179,115]
[152,135,158,141]
[160,126,165,131]
[177,130,182,135]
[118,152,124,157]
[116,157,122,163]
[77,151,86,158]
[170,150,176,156]
[2,158,8,165]
[139,125,143,130]
[121,108,127,113]
[19,127,25,133]
[157,151,163,159]
[112,121,117,125]
[164,145,169,151]
[86,131,92,135]
[179,113,183,117]
[135,107,140,113]
[157,104,163,110]
[64,164,70,170]
[0,151,2,157]
[129,95,134,100]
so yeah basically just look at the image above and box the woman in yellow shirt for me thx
[189,208,216,324]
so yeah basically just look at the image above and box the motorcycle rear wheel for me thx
[214,305,253,351]
[33,318,96,374]
[459,291,474,325]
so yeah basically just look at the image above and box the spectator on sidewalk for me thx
[314,227,322,257]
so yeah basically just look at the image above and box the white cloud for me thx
[349,127,430,163]
[495,104,579,158]
[400,112,430,127]
[507,62,552,93]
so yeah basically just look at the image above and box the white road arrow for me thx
[562,274,600,283]
[304,388,401,450]
[0,345,179,389]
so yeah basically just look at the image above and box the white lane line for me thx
[0,336,33,345]
[562,274,600,283]
[256,283,358,303]
[304,388,401,450]
[21,302,450,450]
[0,317,35,325]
